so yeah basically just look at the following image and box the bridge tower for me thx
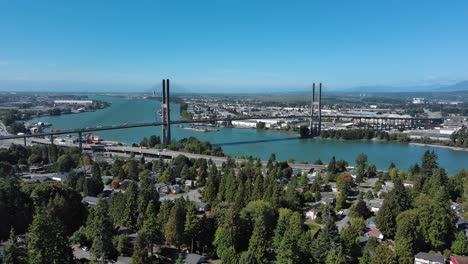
[309,82,323,136]
[161,79,171,144]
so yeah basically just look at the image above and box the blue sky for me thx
[1,0,468,92]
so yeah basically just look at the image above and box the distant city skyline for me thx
[1,0,468,93]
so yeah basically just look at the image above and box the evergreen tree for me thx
[252,173,264,201]
[340,217,365,263]
[141,203,162,254]
[3,228,25,264]
[422,150,438,175]
[376,178,411,238]
[131,233,150,264]
[325,243,346,264]
[328,156,337,174]
[184,203,199,253]
[370,244,397,264]
[89,199,116,263]
[214,208,239,263]
[123,181,139,229]
[276,212,305,264]
[239,251,260,264]
[156,201,173,238]
[248,215,269,264]
[164,198,186,248]
[395,209,419,258]
[28,210,73,264]
[273,208,293,249]
[203,174,217,204]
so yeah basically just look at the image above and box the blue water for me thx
[31,95,468,174]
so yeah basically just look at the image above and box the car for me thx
[81,246,89,251]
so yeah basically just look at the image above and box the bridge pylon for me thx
[309,82,323,137]
[161,79,171,145]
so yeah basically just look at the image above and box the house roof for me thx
[451,255,468,264]
[415,252,445,263]
[185,253,207,264]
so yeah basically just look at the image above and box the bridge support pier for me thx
[50,135,54,145]
[23,137,26,146]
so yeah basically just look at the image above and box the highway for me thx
[29,138,324,172]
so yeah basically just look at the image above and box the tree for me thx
[421,150,438,176]
[451,232,468,255]
[248,215,270,264]
[273,208,293,249]
[56,154,75,172]
[164,198,186,248]
[184,203,199,253]
[214,208,239,263]
[371,244,397,264]
[395,210,419,258]
[88,199,116,263]
[31,182,87,236]
[123,181,139,229]
[3,228,25,264]
[203,174,217,204]
[376,178,411,239]
[28,210,73,264]
[140,203,162,254]
[341,217,365,263]
[276,212,305,264]
[131,233,151,264]
[350,197,372,219]
[325,244,346,264]
[239,251,260,264]
[328,156,337,174]
[355,153,368,176]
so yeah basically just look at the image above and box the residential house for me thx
[367,199,384,213]
[403,180,414,188]
[321,193,336,206]
[305,202,322,220]
[184,253,208,264]
[414,252,445,264]
[185,180,198,188]
[170,184,181,194]
[82,196,99,207]
[364,217,384,240]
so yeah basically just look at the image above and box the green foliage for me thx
[28,210,73,264]
[371,243,397,264]
[0,177,33,240]
[451,232,468,255]
[164,198,186,248]
[88,199,116,262]
[55,154,76,172]
[2,228,26,264]
[31,182,87,236]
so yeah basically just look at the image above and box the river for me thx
[31,95,468,174]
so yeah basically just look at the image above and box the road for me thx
[26,137,325,171]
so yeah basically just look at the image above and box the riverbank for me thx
[410,142,468,152]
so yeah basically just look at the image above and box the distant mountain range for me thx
[344,80,468,93]
[1,79,467,94]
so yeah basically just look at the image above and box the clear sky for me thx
[1,0,468,93]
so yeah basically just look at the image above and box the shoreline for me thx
[409,142,468,152]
